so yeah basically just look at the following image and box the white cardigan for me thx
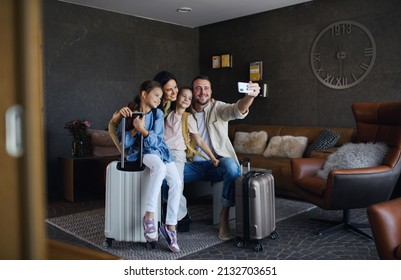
[202,100,248,162]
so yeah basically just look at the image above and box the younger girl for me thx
[164,87,219,204]
[117,80,182,253]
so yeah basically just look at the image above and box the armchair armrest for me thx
[326,166,396,209]
[291,158,325,181]
[329,165,390,176]
[396,245,401,259]
[367,197,401,259]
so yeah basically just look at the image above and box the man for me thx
[184,75,260,240]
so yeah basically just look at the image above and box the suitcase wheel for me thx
[253,242,263,252]
[103,238,114,248]
[270,231,279,240]
[235,237,245,249]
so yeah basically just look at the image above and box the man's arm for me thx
[237,82,260,114]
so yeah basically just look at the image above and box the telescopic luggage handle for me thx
[239,157,251,176]
[118,117,144,171]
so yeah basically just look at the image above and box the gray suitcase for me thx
[104,116,161,248]
[235,158,278,251]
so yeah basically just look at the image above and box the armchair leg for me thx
[313,209,372,240]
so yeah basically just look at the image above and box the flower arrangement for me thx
[64,119,91,140]
[64,119,91,157]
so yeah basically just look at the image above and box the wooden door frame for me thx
[0,0,46,259]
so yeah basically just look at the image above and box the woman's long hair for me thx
[154,71,178,111]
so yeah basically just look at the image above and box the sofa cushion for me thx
[92,146,120,157]
[316,142,389,179]
[233,131,268,154]
[305,129,340,157]
[263,135,308,158]
[87,129,116,147]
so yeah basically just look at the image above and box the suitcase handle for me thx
[119,117,144,171]
[239,157,251,176]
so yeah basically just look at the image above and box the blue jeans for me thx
[183,157,240,208]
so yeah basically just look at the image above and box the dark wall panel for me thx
[43,0,198,197]
[198,0,401,127]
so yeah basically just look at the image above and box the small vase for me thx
[72,139,85,158]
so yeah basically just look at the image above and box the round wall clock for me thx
[310,20,376,89]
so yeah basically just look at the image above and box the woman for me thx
[153,71,178,116]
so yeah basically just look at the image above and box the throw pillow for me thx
[305,129,340,157]
[316,142,389,179]
[263,135,308,158]
[233,131,268,154]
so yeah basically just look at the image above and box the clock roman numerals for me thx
[315,66,324,75]
[360,62,370,71]
[310,21,376,89]
[324,74,334,84]
[335,77,347,87]
[364,48,373,57]
[322,74,348,86]
[312,52,321,62]
[312,52,324,74]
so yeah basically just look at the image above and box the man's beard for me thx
[194,97,210,106]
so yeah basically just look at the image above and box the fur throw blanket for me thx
[316,142,389,179]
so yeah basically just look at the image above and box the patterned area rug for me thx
[46,197,315,260]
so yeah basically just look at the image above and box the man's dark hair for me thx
[191,75,211,90]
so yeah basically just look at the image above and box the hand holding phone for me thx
[237,82,254,94]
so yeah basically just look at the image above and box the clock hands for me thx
[336,43,346,78]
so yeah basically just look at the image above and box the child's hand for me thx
[133,115,145,132]
[211,158,220,167]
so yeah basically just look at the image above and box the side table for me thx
[58,155,119,202]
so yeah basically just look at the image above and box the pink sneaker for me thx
[160,225,180,253]
[143,218,158,242]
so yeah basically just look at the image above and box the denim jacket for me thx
[117,108,173,163]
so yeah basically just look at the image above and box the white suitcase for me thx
[104,117,161,248]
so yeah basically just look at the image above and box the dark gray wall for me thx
[43,0,199,198]
[199,0,401,127]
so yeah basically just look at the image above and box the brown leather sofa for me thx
[228,124,356,199]
[367,197,401,260]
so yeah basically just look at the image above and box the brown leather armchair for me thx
[291,102,401,238]
[367,197,401,259]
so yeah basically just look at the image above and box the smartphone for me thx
[125,112,144,131]
[237,82,253,94]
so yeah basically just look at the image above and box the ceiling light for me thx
[177,7,192,13]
